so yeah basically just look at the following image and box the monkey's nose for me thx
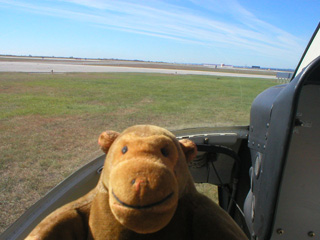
[132,177,148,192]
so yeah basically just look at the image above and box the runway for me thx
[0,60,276,79]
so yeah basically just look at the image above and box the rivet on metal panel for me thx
[308,231,315,237]
[294,118,304,127]
[276,228,284,235]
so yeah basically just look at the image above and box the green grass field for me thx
[0,72,278,233]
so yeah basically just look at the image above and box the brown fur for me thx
[26,125,247,240]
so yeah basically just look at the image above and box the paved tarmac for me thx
[0,61,276,79]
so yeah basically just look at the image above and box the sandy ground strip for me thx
[0,61,276,79]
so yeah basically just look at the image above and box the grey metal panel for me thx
[270,85,320,239]
[248,84,286,153]
[244,56,320,240]
[245,78,299,239]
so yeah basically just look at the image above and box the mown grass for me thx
[0,72,278,233]
[1,73,275,124]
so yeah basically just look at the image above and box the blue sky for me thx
[0,0,319,69]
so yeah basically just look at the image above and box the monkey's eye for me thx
[160,147,169,157]
[122,146,128,154]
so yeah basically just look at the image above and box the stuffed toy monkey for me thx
[26,125,247,240]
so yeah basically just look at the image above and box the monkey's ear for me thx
[98,130,120,154]
[179,139,198,163]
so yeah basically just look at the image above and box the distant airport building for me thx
[203,63,234,69]
[203,64,218,68]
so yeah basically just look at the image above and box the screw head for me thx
[277,228,284,235]
[308,231,315,237]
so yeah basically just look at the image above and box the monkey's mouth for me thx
[112,191,174,210]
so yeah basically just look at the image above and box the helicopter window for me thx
[1,0,318,236]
